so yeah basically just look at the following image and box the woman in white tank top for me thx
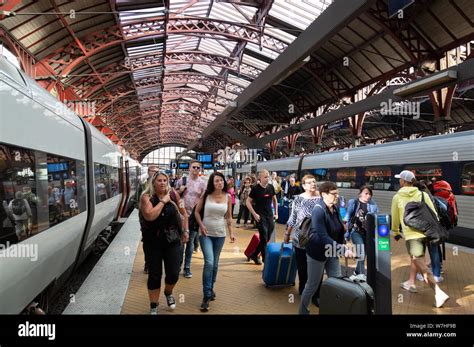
[194,172,236,312]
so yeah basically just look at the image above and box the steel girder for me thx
[38,16,285,82]
[74,51,253,100]
[253,58,474,147]
[188,0,377,150]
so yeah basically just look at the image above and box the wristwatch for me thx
[183,230,190,233]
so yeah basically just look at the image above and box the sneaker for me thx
[200,297,211,312]
[434,276,444,283]
[235,224,241,228]
[150,307,158,315]
[184,270,192,278]
[435,292,449,308]
[400,281,417,293]
[165,294,176,310]
[211,291,216,301]
[251,255,262,265]
[416,273,424,282]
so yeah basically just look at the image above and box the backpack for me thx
[432,181,458,227]
[432,196,453,230]
[11,199,26,215]
[298,204,339,247]
[299,216,312,248]
[403,191,448,245]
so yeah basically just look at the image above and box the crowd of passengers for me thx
[136,164,456,314]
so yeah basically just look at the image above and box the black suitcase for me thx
[319,276,374,314]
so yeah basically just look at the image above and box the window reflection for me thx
[0,143,86,247]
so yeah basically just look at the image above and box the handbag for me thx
[159,199,183,244]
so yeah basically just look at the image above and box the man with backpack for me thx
[430,178,458,228]
[391,170,449,308]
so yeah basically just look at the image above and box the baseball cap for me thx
[394,170,415,182]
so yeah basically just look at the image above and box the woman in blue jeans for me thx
[345,186,379,276]
[195,172,236,312]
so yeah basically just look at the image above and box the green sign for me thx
[378,238,390,251]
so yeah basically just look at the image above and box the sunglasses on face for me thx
[192,166,201,169]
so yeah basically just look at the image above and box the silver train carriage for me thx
[257,130,474,247]
[0,57,140,313]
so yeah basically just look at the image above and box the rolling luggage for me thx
[262,242,297,287]
[244,233,260,261]
[277,199,290,224]
[319,259,374,315]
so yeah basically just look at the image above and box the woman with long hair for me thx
[140,172,189,314]
[194,172,236,312]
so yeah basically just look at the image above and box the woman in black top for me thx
[299,181,354,314]
[140,172,189,314]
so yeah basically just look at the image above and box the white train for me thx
[257,130,474,248]
[0,57,142,313]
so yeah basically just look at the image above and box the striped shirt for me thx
[287,194,321,248]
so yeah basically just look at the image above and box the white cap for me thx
[395,170,415,182]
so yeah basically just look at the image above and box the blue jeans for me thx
[427,242,441,277]
[351,231,366,275]
[180,218,198,271]
[199,235,226,298]
[299,255,341,314]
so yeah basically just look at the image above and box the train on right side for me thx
[251,130,474,248]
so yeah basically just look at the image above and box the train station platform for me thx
[65,210,474,315]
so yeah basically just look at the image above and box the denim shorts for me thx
[406,238,426,258]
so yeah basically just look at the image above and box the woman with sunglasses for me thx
[140,172,189,314]
[194,172,236,312]
[299,181,354,314]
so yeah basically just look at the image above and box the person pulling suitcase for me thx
[298,181,355,315]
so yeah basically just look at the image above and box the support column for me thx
[349,111,365,147]
[286,133,299,157]
[311,125,324,153]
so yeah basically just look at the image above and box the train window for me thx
[312,168,329,182]
[336,168,357,188]
[365,167,392,190]
[47,155,86,227]
[405,165,442,182]
[0,143,88,247]
[461,162,474,196]
[0,58,27,87]
[0,144,37,247]
[94,164,121,204]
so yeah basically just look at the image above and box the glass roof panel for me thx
[119,6,166,25]
[269,0,333,30]
[209,2,257,24]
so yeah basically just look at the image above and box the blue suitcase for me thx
[277,202,290,224]
[262,242,297,287]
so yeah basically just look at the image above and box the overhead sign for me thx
[326,120,345,131]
